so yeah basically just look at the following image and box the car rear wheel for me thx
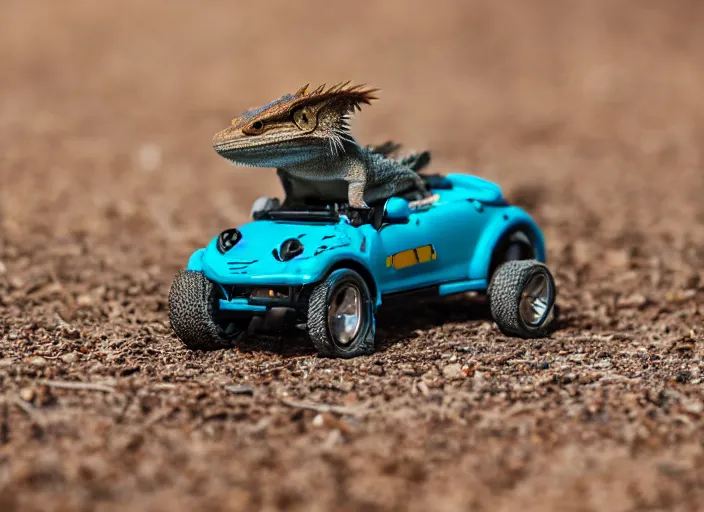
[489,229,536,281]
[307,269,376,358]
[168,269,246,350]
[488,260,556,338]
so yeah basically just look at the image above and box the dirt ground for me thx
[1,1,704,510]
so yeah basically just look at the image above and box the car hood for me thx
[444,173,505,204]
[198,219,367,285]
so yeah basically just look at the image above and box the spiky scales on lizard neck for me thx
[212,82,431,208]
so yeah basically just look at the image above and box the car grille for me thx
[221,285,254,300]
[220,285,290,302]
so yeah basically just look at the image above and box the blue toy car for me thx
[169,173,556,358]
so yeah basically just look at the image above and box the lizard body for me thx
[212,83,431,208]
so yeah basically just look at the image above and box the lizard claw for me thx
[408,194,440,209]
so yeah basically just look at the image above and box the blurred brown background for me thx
[1,1,704,510]
[3,0,703,247]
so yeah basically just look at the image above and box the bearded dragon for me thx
[212,82,434,209]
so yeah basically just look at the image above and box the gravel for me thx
[1,1,703,510]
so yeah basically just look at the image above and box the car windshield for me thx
[252,201,384,227]
[253,209,341,223]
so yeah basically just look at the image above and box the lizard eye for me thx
[244,120,265,135]
[292,107,317,131]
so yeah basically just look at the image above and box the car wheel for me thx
[168,269,245,350]
[488,260,556,338]
[307,269,376,358]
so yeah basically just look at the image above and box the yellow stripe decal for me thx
[387,244,437,270]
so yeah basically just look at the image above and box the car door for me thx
[377,199,482,294]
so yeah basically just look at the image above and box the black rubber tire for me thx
[488,260,556,338]
[168,269,241,350]
[488,229,536,282]
[307,269,376,358]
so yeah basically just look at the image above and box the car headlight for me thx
[277,238,304,261]
[217,228,242,254]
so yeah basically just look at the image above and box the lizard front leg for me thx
[348,181,369,209]
[344,157,371,208]
[276,169,295,208]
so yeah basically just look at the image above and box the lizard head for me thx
[212,82,378,167]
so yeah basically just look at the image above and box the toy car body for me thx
[169,173,556,357]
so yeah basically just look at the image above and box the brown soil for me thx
[1,1,704,510]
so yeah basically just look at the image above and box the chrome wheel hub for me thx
[519,273,551,327]
[328,284,362,345]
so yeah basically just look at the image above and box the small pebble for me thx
[443,363,465,380]
[76,294,93,307]
[225,384,254,396]
[562,373,577,384]
[605,249,630,269]
[60,352,79,364]
[683,401,703,415]
[617,294,648,309]
[369,365,384,376]
[19,388,35,402]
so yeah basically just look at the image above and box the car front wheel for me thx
[488,260,556,338]
[168,269,245,350]
[307,269,376,358]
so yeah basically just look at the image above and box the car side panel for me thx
[374,196,490,294]
[467,205,547,282]
[427,198,490,284]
